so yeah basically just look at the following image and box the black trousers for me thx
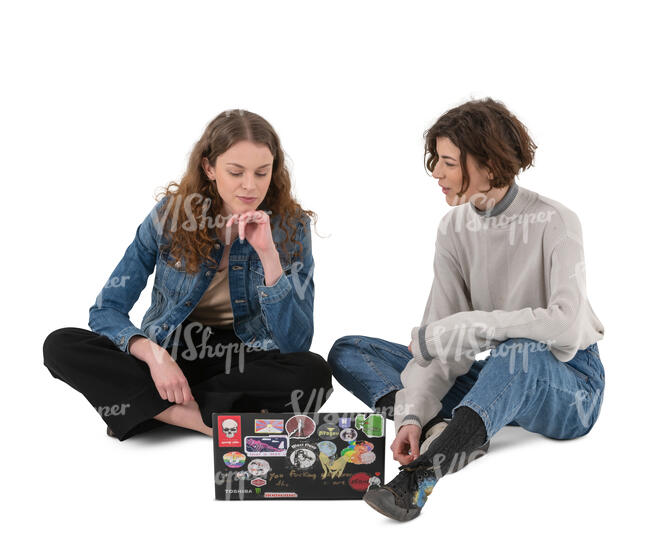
[42,319,333,441]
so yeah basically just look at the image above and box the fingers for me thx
[238,213,247,242]
[392,437,410,463]
[225,215,237,244]
[181,383,194,405]
[408,429,420,461]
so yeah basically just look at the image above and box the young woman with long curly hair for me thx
[43,110,332,441]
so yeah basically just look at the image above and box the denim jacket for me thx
[88,197,315,355]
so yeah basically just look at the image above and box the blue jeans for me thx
[327,336,605,440]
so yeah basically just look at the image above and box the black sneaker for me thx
[363,462,439,521]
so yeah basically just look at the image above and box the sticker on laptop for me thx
[319,450,354,479]
[244,435,289,457]
[285,415,316,439]
[217,415,242,447]
[340,428,357,442]
[223,451,246,468]
[354,413,385,437]
[338,417,353,429]
[254,419,284,434]
[317,441,337,457]
[349,472,371,492]
[248,459,271,476]
[317,423,340,441]
[287,443,318,470]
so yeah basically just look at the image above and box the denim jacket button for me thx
[185,301,192,306]
[205,271,212,277]
[261,292,268,297]
[162,323,169,330]
[232,265,243,271]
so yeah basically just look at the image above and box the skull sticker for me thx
[217,415,242,447]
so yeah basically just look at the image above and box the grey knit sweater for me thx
[394,182,605,431]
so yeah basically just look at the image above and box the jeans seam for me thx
[331,348,399,408]
[358,338,406,390]
[364,338,410,360]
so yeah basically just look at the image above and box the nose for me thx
[242,173,255,190]
[432,159,443,179]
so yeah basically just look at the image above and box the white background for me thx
[2,1,647,555]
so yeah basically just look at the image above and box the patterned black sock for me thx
[410,406,488,478]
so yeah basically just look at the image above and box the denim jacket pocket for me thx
[564,361,590,383]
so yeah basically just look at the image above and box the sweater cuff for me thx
[411,325,433,366]
[396,415,423,432]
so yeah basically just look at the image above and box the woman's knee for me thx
[43,327,78,363]
[327,335,363,378]
[289,352,333,391]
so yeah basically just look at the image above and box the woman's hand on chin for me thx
[226,210,282,286]
[226,210,274,253]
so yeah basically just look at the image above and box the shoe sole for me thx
[363,487,421,522]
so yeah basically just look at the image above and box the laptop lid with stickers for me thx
[212,412,386,500]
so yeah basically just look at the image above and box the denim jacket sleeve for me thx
[88,199,165,354]
[255,217,315,353]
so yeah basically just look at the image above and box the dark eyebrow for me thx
[226,162,272,170]
[440,155,457,161]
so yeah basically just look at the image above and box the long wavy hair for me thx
[424,97,537,197]
[154,110,315,274]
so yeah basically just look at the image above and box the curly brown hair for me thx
[153,109,315,275]
[424,97,537,196]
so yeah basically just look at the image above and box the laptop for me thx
[212,411,386,500]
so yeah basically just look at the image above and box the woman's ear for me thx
[202,156,215,181]
[485,160,494,180]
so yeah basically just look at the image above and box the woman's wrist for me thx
[129,335,168,366]
[257,244,283,286]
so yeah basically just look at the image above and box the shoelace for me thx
[389,462,437,506]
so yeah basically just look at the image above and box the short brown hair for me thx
[424,97,537,196]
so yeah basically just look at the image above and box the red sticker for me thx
[217,415,242,447]
[349,472,371,492]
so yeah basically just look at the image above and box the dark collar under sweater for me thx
[470,181,519,218]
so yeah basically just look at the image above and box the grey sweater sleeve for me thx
[410,213,604,366]
[394,234,476,431]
